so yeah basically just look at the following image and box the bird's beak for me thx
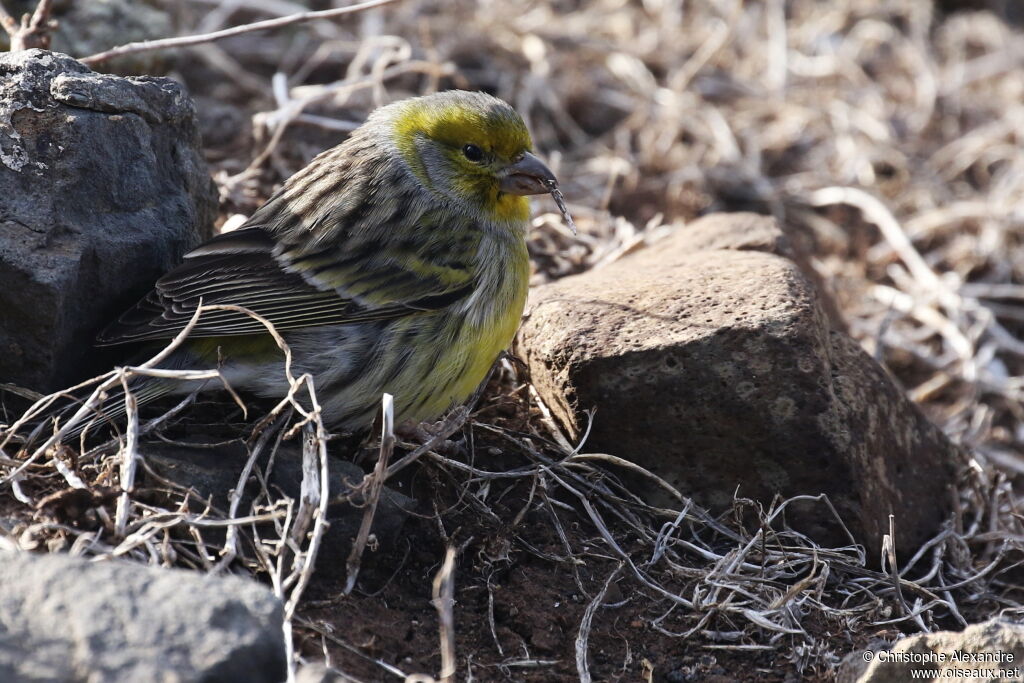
[499,152,557,196]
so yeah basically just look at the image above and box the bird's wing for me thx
[96,226,477,346]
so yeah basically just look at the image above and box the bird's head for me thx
[389,90,557,225]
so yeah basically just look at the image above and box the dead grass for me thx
[2,0,1024,680]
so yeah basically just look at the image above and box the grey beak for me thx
[499,152,557,196]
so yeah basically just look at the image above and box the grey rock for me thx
[142,440,416,578]
[50,72,194,124]
[837,619,1024,682]
[835,639,893,683]
[0,550,286,683]
[517,212,959,554]
[0,49,216,391]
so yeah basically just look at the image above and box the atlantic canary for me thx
[92,90,560,432]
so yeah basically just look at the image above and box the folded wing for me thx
[97,226,476,346]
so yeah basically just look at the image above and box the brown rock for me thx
[671,211,794,256]
[837,619,1024,682]
[517,212,959,553]
[675,212,844,328]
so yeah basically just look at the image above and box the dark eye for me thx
[462,144,484,162]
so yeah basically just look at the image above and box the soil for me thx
[290,389,843,683]
[295,458,817,683]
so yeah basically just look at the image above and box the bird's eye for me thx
[462,144,484,162]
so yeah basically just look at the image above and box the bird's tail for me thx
[3,373,180,451]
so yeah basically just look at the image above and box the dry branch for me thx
[0,0,55,51]
[432,546,457,683]
[342,392,394,595]
[79,0,400,65]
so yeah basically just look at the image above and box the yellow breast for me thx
[401,235,530,423]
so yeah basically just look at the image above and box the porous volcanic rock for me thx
[0,550,286,683]
[517,212,959,553]
[0,49,216,391]
[664,211,844,327]
[666,211,794,255]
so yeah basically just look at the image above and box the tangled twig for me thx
[79,0,400,65]
[0,0,55,51]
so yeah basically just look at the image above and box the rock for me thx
[837,619,1024,682]
[835,638,894,683]
[0,50,216,391]
[670,212,844,328]
[0,550,286,683]
[670,211,795,256]
[517,212,959,553]
[141,440,416,578]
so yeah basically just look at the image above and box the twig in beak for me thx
[544,179,578,235]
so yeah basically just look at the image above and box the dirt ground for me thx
[293,417,833,682]
[283,375,937,683]
[297,505,813,682]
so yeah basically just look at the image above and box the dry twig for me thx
[79,0,400,65]
[342,392,394,595]
[0,0,55,51]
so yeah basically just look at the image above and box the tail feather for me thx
[3,344,216,449]
[66,380,176,440]
[8,378,178,448]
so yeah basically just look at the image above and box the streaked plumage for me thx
[94,90,555,431]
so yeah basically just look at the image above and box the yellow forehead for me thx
[394,92,533,160]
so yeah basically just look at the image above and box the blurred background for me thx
[5,0,1024,678]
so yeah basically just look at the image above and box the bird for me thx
[82,90,561,435]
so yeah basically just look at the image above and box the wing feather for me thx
[97,223,477,346]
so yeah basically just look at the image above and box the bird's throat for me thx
[490,190,531,224]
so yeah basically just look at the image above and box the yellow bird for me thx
[94,90,559,431]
